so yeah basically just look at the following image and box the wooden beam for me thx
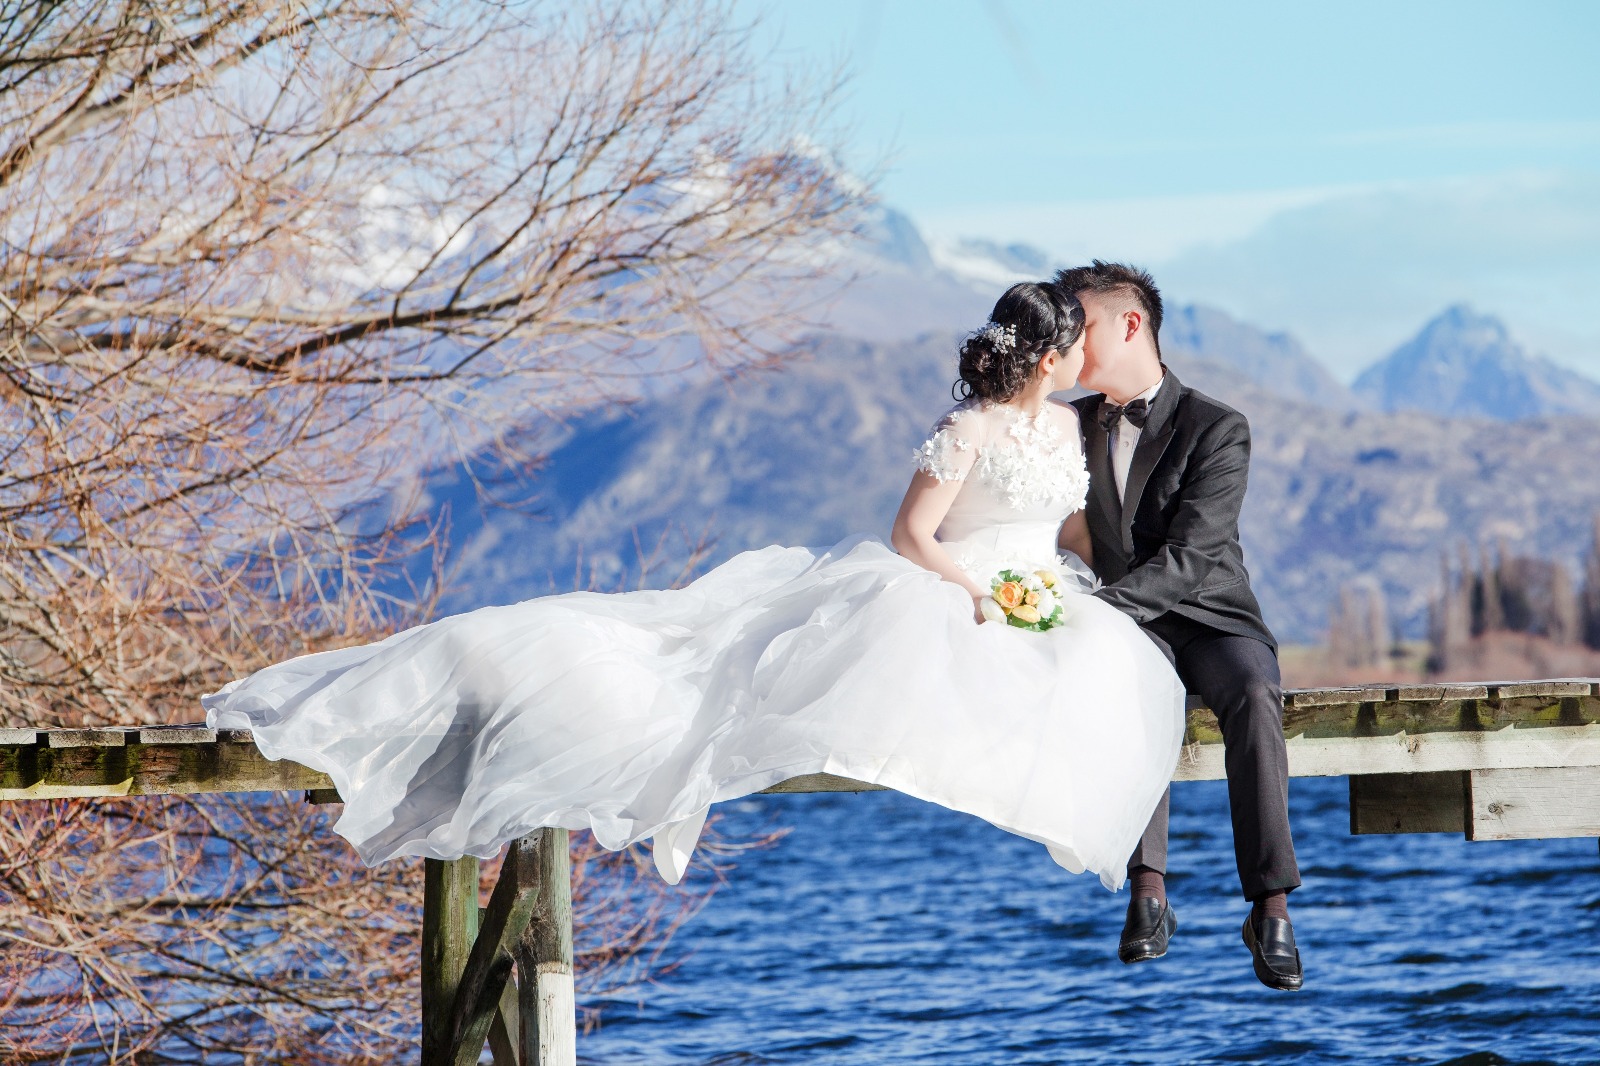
[477,905,523,1066]
[0,681,1592,801]
[487,979,520,1066]
[1467,766,1600,841]
[1176,724,1600,782]
[446,834,545,1066]
[1185,681,1600,747]
[1349,772,1466,835]
[421,857,479,1066]
[0,728,331,801]
[518,827,575,1066]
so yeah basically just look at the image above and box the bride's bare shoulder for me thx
[928,396,989,434]
[1046,396,1083,426]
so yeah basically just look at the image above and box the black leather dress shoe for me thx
[1242,914,1304,991]
[1118,897,1177,963]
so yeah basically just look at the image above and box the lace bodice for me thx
[912,398,1092,585]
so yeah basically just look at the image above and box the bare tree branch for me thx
[0,0,861,1056]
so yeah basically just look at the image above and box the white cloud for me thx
[1157,171,1600,380]
[919,170,1600,381]
[917,186,1353,264]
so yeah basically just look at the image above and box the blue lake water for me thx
[580,776,1600,1065]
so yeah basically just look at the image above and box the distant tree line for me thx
[1426,517,1600,672]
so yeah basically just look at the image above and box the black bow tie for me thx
[1097,397,1150,431]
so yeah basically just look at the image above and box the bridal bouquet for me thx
[980,567,1067,631]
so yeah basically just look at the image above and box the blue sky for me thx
[749,1,1600,379]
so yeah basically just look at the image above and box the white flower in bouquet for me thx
[981,567,1068,632]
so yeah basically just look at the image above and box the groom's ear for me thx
[1122,310,1143,343]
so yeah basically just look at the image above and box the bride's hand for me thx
[972,593,989,624]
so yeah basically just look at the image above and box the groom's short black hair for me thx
[1053,261,1163,355]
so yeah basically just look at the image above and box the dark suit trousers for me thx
[1129,616,1301,899]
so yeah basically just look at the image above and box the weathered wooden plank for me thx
[1395,684,1490,702]
[1349,772,1466,835]
[448,835,544,1066]
[1176,724,1600,782]
[1289,686,1390,708]
[422,857,480,1066]
[0,728,39,745]
[48,728,132,748]
[520,827,575,1066]
[137,725,217,744]
[1467,766,1600,841]
[1279,680,1596,705]
[1491,680,1595,699]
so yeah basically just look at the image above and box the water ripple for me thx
[579,778,1600,1064]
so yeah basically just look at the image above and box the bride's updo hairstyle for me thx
[955,282,1083,403]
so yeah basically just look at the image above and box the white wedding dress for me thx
[204,398,1186,890]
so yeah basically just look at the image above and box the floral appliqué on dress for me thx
[913,428,973,482]
[913,401,1090,512]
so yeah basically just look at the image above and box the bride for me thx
[203,282,1186,890]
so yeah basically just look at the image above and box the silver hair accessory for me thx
[975,321,1018,354]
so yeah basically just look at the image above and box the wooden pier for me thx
[2,678,1597,1064]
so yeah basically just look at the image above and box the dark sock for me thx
[1128,864,1166,904]
[1251,889,1289,926]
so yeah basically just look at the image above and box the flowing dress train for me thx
[203,398,1186,889]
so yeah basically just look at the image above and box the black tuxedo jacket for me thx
[1071,370,1276,650]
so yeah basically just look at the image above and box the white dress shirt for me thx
[1111,375,1165,504]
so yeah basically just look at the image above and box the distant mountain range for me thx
[1352,304,1600,419]
[389,207,1600,644]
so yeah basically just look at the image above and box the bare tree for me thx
[1325,578,1390,671]
[1498,554,1580,644]
[1582,515,1600,651]
[1471,542,1507,636]
[1425,552,1473,674]
[0,0,861,1058]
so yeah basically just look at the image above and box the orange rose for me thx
[1011,603,1042,624]
[994,581,1025,611]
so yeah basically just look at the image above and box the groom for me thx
[1054,262,1303,992]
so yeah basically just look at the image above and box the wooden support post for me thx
[518,827,575,1066]
[445,833,546,1066]
[421,856,480,1066]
